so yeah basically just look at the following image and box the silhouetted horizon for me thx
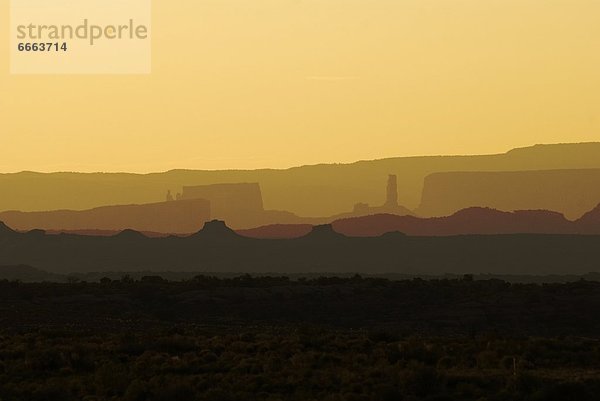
[2,142,600,219]
[2,219,600,276]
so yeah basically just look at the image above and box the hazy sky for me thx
[1,0,599,172]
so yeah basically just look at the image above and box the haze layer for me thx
[1,0,599,172]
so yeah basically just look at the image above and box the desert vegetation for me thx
[1,276,600,400]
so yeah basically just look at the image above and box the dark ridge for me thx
[25,229,46,237]
[191,220,241,240]
[2,215,600,275]
[380,230,407,239]
[577,203,600,234]
[332,207,576,237]
[0,221,16,236]
[237,224,314,239]
[301,224,346,240]
[114,229,147,239]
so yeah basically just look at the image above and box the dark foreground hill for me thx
[2,220,600,275]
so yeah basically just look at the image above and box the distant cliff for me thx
[418,168,600,219]
[180,183,264,228]
[2,143,600,217]
[0,199,210,234]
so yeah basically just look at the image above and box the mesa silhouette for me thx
[0,178,411,231]
[2,142,600,218]
[0,183,312,232]
[419,168,600,219]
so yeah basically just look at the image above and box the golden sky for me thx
[1,0,599,172]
